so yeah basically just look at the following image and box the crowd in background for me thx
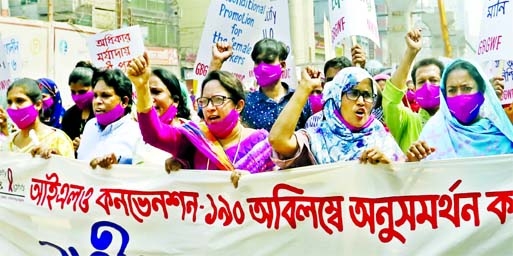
[1,28,513,185]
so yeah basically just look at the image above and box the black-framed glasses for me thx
[345,89,374,103]
[196,95,233,108]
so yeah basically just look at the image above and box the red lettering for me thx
[30,172,93,213]
[95,188,199,223]
[477,35,503,55]
[246,183,345,235]
[502,88,513,100]
[204,194,245,226]
[331,17,346,42]
[0,79,11,90]
[195,62,209,77]
[485,190,513,224]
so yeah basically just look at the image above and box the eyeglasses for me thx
[345,89,374,103]
[196,95,233,108]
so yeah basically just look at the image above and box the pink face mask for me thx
[42,98,54,110]
[446,92,485,125]
[415,83,440,110]
[95,104,125,126]
[7,105,39,129]
[253,62,283,87]
[206,109,239,139]
[309,94,324,113]
[72,91,94,110]
[406,90,415,102]
[159,105,178,124]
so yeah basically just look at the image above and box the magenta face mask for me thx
[309,94,324,113]
[95,104,125,126]
[159,105,178,124]
[406,90,415,102]
[206,109,239,139]
[42,98,54,110]
[7,105,39,129]
[72,91,94,110]
[253,62,283,87]
[446,92,485,125]
[415,83,440,110]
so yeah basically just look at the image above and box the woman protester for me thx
[407,59,513,161]
[61,62,96,152]
[269,67,404,169]
[37,78,65,129]
[1,78,74,158]
[77,69,142,168]
[128,52,275,177]
[132,67,192,166]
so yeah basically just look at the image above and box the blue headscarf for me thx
[419,58,513,160]
[306,67,404,164]
[38,78,65,129]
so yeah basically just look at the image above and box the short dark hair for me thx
[92,69,133,114]
[201,71,245,106]
[442,60,486,94]
[152,67,191,120]
[251,38,289,64]
[410,58,444,86]
[323,57,352,77]
[7,78,42,104]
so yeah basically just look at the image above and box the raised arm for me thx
[351,44,366,68]
[208,42,233,72]
[128,52,152,114]
[269,67,321,158]
[390,29,422,90]
[127,53,186,156]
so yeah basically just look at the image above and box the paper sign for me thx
[476,0,513,62]
[86,25,145,71]
[485,59,513,104]
[193,0,297,90]
[329,0,380,47]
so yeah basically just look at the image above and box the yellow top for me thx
[1,128,74,158]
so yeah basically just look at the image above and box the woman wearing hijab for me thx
[407,59,513,161]
[37,78,65,129]
[269,67,404,169]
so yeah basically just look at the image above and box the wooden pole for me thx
[117,0,123,28]
[437,0,452,58]
[48,0,53,22]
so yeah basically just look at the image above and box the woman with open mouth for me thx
[132,67,193,166]
[76,68,143,169]
[269,67,404,169]
[128,52,276,181]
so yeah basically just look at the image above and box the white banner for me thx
[86,25,145,71]
[0,152,512,255]
[193,0,297,89]
[476,0,513,62]
[328,0,380,48]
